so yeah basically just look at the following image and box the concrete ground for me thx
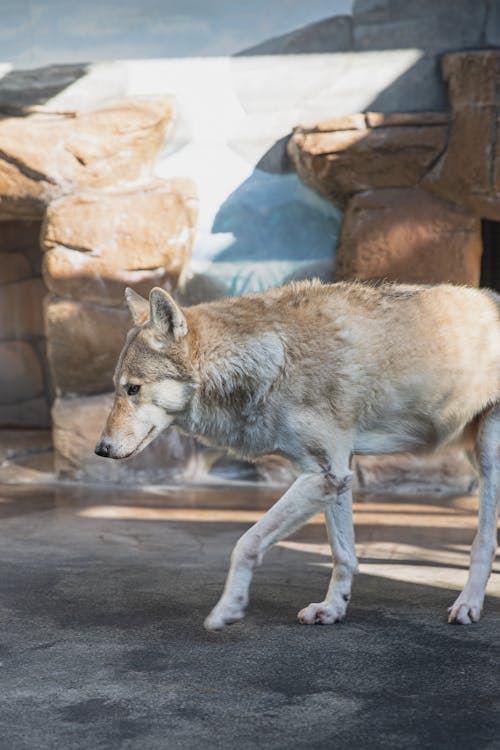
[0,483,499,750]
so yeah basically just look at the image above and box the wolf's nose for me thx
[95,440,112,458]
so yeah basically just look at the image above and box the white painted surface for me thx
[19,50,418,293]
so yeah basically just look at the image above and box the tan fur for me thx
[96,281,500,629]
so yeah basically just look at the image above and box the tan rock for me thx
[52,394,196,484]
[289,123,448,206]
[365,111,450,128]
[43,251,177,308]
[423,51,500,220]
[0,341,44,404]
[41,179,197,305]
[0,97,174,220]
[441,50,500,109]
[299,112,450,135]
[423,107,497,218]
[0,277,46,338]
[335,188,481,286]
[298,113,368,133]
[0,252,32,284]
[44,296,131,396]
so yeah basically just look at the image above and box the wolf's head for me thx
[95,287,196,460]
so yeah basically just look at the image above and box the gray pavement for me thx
[0,483,499,750]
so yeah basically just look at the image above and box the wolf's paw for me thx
[447,598,482,625]
[204,601,246,631]
[297,600,346,625]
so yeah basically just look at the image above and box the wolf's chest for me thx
[180,399,280,459]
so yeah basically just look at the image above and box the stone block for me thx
[44,296,131,396]
[52,394,196,484]
[41,179,197,305]
[298,113,367,133]
[0,97,174,220]
[441,50,500,109]
[365,112,450,128]
[289,122,448,206]
[0,277,46,338]
[0,341,44,404]
[423,51,500,221]
[335,188,481,286]
[423,107,497,218]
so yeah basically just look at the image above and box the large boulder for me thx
[41,179,197,305]
[288,112,449,207]
[335,188,481,286]
[423,51,500,220]
[52,394,197,484]
[44,296,131,396]
[0,97,174,220]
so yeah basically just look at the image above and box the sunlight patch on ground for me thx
[77,505,312,523]
[277,540,500,596]
[78,500,481,529]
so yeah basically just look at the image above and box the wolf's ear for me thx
[125,288,149,326]
[149,287,188,341]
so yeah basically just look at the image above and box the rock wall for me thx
[0,98,174,221]
[289,51,499,288]
[0,220,51,427]
[0,95,199,483]
[423,51,500,221]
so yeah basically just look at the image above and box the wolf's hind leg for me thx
[448,403,500,624]
[298,483,357,625]
[204,470,349,631]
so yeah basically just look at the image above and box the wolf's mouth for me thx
[120,426,157,459]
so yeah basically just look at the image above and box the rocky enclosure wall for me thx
[288,51,500,289]
[0,96,198,483]
[0,220,50,427]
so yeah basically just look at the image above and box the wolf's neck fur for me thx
[174,312,286,455]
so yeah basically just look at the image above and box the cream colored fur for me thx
[96,281,500,629]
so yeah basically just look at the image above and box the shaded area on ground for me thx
[0,484,499,750]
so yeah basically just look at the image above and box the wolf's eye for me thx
[127,384,141,396]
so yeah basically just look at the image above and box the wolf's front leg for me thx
[204,471,346,630]
[298,482,357,625]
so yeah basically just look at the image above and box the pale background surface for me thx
[0,0,495,293]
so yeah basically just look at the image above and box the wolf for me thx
[95,281,500,630]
